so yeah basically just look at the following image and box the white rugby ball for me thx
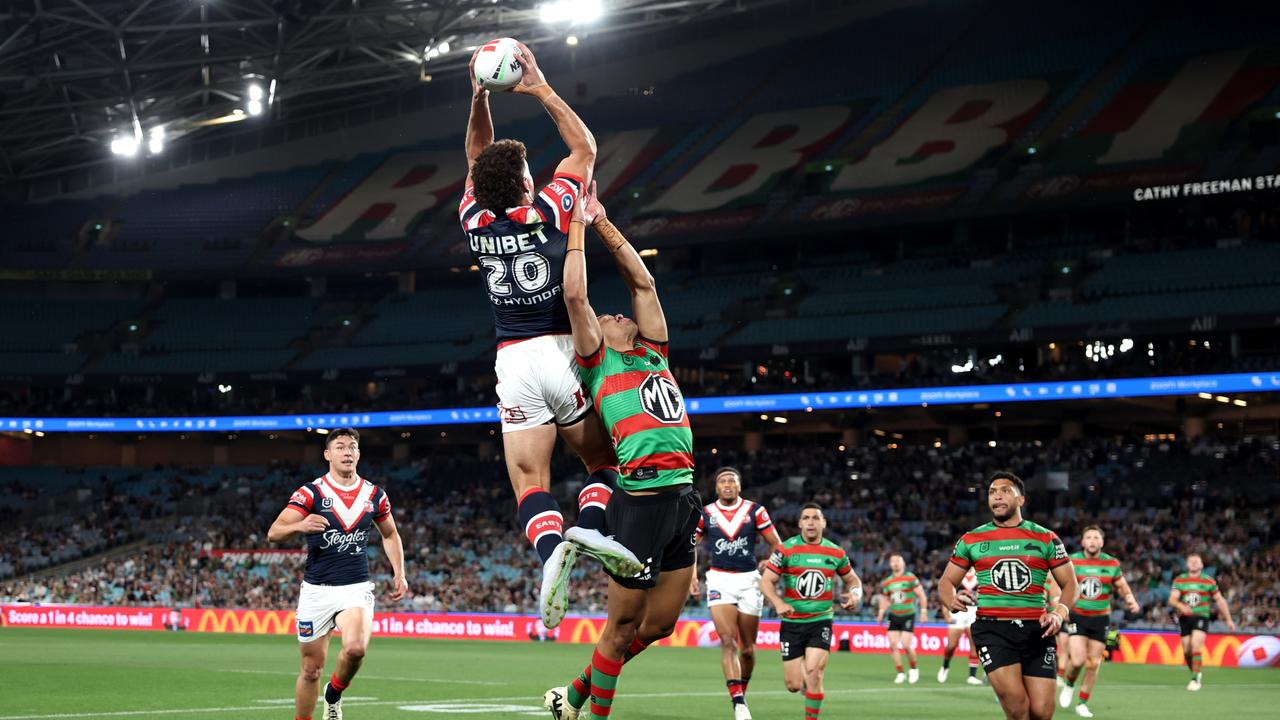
[1236,634,1280,668]
[474,38,524,92]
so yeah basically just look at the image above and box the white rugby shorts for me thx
[948,606,977,629]
[494,334,593,433]
[296,580,374,643]
[706,569,764,616]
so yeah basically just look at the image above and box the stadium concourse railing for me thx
[0,370,1276,433]
[1,604,1276,669]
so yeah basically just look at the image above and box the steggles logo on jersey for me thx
[1080,577,1104,600]
[319,528,369,555]
[639,373,685,424]
[714,537,751,557]
[795,569,827,599]
[990,558,1032,593]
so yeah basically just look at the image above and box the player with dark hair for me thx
[877,553,928,684]
[691,466,784,720]
[760,502,863,720]
[939,471,1077,720]
[461,41,641,628]
[1169,552,1236,691]
[267,428,407,720]
[1057,526,1140,716]
[542,181,701,720]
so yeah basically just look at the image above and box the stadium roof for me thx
[0,0,787,182]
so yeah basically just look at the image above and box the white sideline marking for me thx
[2,683,1275,719]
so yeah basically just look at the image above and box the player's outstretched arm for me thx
[511,42,596,182]
[376,515,409,601]
[267,507,327,543]
[464,48,493,185]
[564,198,603,356]
[583,183,668,342]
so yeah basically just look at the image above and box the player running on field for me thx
[690,466,784,720]
[461,41,641,627]
[938,566,984,685]
[1056,526,1140,717]
[761,503,864,720]
[542,181,702,720]
[1168,552,1236,691]
[877,553,928,685]
[939,471,1077,720]
[267,428,408,720]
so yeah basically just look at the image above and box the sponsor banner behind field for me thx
[201,549,306,563]
[7,606,1276,668]
[0,605,172,631]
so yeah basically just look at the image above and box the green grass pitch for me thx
[1,628,1276,719]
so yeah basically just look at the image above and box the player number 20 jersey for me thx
[459,174,583,342]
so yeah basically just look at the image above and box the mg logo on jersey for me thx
[891,590,909,604]
[991,558,1032,593]
[1184,591,1202,607]
[1080,577,1104,600]
[639,373,685,424]
[795,569,827,599]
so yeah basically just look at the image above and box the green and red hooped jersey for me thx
[880,573,921,616]
[764,535,853,623]
[1172,574,1219,618]
[949,520,1070,621]
[576,338,693,492]
[1070,551,1124,617]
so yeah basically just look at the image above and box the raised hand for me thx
[510,41,550,96]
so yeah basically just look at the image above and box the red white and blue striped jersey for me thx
[459,174,583,341]
[286,475,391,586]
[695,498,774,573]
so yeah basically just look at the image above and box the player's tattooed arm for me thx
[582,184,668,342]
[511,42,596,184]
[1041,561,1077,637]
[565,195,603,357]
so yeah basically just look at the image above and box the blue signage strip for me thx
[1,371,1274,433]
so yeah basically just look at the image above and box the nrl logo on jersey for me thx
[639,373,685,424]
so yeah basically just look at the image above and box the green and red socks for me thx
[968,644,979,676]
[567,639,648,710]
[1065,666,1080,687]
[804,691,824,720]
[587,649,623,719]
[909,659,917,670]
[1079,691,1091,705]
[519,487,565,563]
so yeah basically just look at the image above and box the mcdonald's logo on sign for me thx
[565,617,606,645]
[1116,631,1252,668]
[182,609,295,635]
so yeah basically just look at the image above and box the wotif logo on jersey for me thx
[639,374,684,423]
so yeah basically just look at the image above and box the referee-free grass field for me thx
[1,628,1276,719]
